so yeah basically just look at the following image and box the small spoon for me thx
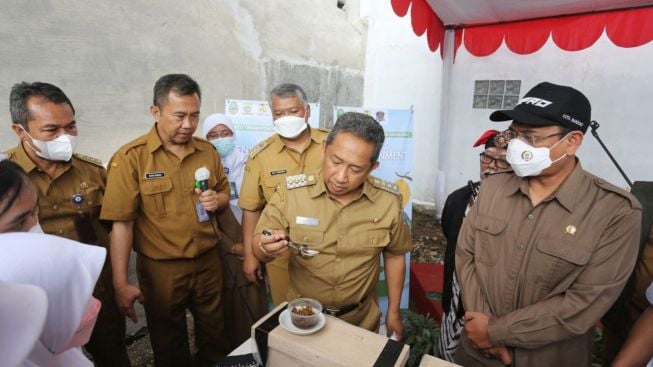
[262,230,320,257]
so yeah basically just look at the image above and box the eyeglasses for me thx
[479,152,510,169]
[206,130,233,139]
[508,128,568,146]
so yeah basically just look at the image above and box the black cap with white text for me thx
[490,82,591,133]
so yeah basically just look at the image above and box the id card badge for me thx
[195,201,210,223]
[229,181,239,201]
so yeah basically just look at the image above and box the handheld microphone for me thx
[195,167,210,192]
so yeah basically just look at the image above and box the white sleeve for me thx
[647,282,653,305]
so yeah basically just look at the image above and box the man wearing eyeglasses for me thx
[440,129,512,362]
[455,82,641,367]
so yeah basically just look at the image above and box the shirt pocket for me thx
[473,215,507,266]
[289,228,324,254]
[263,176,284,202]
[140,178,173,218]
[342,229,390,256]
[534,236,591,290]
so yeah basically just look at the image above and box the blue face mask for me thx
[212,137,236,157]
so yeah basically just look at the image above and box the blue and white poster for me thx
[334,106,414,318]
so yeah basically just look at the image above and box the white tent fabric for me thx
[425,0,653,26]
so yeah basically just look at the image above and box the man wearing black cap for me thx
[439,129,512,362]
[455,82,642,366]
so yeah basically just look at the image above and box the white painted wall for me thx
[0,0,366,162]
[360,0,443,207]
[442,34,653,201]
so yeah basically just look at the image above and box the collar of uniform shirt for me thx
[309,171,376,204]
[506,159,584,213]
[146,125,209,154]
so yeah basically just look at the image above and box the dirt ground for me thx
[123,208,445,366]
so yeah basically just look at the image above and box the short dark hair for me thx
[10,82,75,129]
[153,74,201,108]
[268,83,308,106]
[0,160,31,219]
[326,112,385,163]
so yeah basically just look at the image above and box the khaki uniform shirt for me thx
[255,171,412,314]
[456,161,641,367]
[6,144,109,246]
[238,127,328,212]
[100,126,230,260]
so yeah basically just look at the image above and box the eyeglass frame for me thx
[206,129,234,140]
[479,152,510,169]
[507,127,572,146]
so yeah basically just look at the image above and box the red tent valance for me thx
[391,0,653,56]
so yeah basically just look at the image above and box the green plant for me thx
[401,309,441,367]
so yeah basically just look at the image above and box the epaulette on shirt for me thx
[73,153,103,167]
[249,137,273,159]
[286,173,318,190]
[370,177,400,196]
[594,177,642,209]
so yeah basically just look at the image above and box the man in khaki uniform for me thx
[6,82,130,366]
[253,112,411,337]
[239,83,328,305]
[455,82,641,366]
[100,74,231,367]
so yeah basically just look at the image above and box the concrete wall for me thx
[0,0,366,161]
[441,35,653,199]
[360,0,443,207]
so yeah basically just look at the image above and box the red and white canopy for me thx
[391,0,653,55]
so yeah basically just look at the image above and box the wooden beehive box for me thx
[252,302,410,367]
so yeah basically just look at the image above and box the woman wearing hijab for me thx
[202,113,268,347]
[1,160,105,366]
[0,233,105,367]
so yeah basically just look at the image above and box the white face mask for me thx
[22,128,77,162]
[506,134,568,177]
[273,115,307,139]
[28,222,44,233]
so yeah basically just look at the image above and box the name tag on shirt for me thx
[296,216,319,226]
[145,172,165,179]
[195,201,210,223]
[270,169,287,176]
[230,181,238,200]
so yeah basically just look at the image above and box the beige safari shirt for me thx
[255,171,412,321]
[100,126,230,260]
[456,161,641,366]
[238,127,328,211]
[6,143,109,246]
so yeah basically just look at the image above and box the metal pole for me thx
[589,120,633,187]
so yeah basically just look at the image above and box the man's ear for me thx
[150,105,160,121]
[11,123,27,140]
[566,131,584,155]
[304,104,311,121]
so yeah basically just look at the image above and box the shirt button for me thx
[518,243,525,250]
[509,272,516,279]
[58,229,65,234]
[303,236,308,241]
[52,204,59,210]
[335,258,341,263]
[527,214,534,220]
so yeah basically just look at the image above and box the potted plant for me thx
[400,309,441,367]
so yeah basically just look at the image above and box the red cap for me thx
[472,129,500,148]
